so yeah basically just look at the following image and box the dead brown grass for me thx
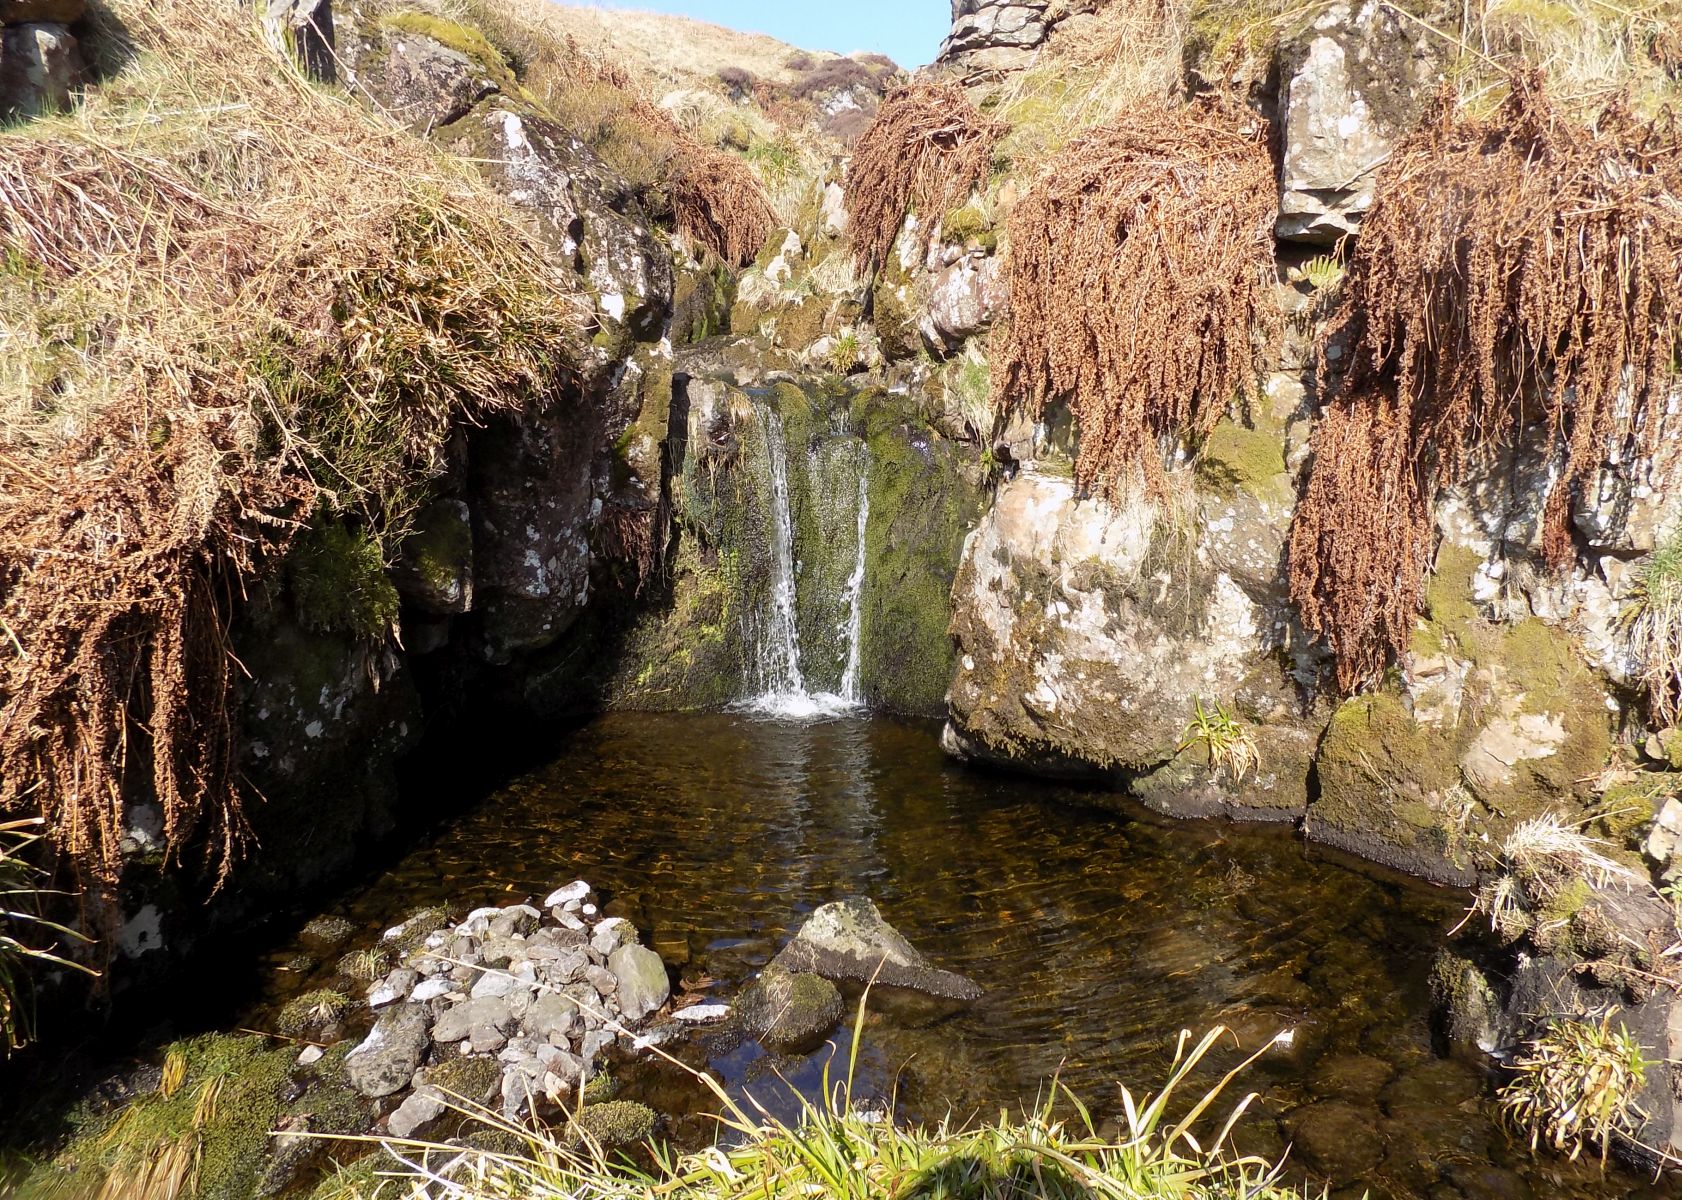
[1289,77,1682,692]
[844,82,1005,270]
[991,99,1277,502]
[0,0,586,926]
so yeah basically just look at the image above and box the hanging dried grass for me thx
[550,35,776,264]
[991,99,1277,501]
[844,81,1005,270]
[0,0,586,927]
[1289,77,1682,692]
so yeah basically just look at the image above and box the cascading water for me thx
[738,401,869,720]
[837,471,870,704]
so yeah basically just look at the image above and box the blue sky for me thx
[575,1,949,67]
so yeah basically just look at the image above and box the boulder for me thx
[0,21,79,119]
[944,466,1315,822]
[345,1002,430,1098]
[608,943,670,1021]
[918,254,1006,351]
[771,897,981,1007]
[1275,1,1444,243]
[348,21,499,133]
[736,966,845,1054]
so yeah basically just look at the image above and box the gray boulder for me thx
[608,944,670,1021]
[345,1002,430,1098]
[771,898,981,1005]
[1275,1,1444,243]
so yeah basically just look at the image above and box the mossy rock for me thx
[853,390,982,715]
[770,296,829,353]
[1197,420,1290,503]
[575,1100,656,1151]
[45,1034,300,1200]
[289,520,400,641]
[299,915,357,950]
[672,260,734,343]
[737,966,844,1054]
[277,989,352,1037]
[379,10,522,99]
[1309,691,1475,884]
[422,1055,503,1107]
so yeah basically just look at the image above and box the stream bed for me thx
[238,712,1674,1200]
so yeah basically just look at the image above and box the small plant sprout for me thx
[826,330,861,375]
[1292,252,1344,292]
[1178,699,1261,783]
[1499,1012,1650,1164]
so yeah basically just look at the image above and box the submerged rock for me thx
[736,965,845,1054]
[771,897,981,1006]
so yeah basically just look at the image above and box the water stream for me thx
[737,404,869,720]
[248,714,1676,1200]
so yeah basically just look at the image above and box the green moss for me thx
[1313,691,1473,875]
[379,10,520,95]
[289,519,400,640]
[276,989,351,1037]
[940,205,994,246]
[853,390,982,716]
[424,1055,503,1106]
[870,252,920,361]
[1423,542,1483,638]
[43,1035,297,1200]
[729,298,766,335]
[1196,420,1288,500]
[576,1100,656,1150]
[1660,727,1682,771]
[403,503,472,596]
[771,296,829,352]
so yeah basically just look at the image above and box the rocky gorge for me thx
[6,0,1682,1195]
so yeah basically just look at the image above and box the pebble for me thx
[368,967,419,1008]
[544,881,591,907]
[297,1045,325,1065]
[672,1003,730,1023]
[410,978,455,1003]
[470,971,516,1000]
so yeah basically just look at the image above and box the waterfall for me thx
[838,458,870,704]
[739,404,869,720]
[755,410,808,699]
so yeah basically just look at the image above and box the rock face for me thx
[0,18,81,119]
[771,897,982,1005]
[938,0,1101,74]
[1275,1,1445,243]
[945,464,1316,823]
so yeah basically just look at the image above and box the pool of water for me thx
[255,713,1675,1200]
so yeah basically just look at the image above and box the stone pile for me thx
[340,882,671,1138]
[1,0,84,119]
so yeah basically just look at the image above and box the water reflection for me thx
[271,714,1678,1200]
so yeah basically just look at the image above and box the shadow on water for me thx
[10,711,1681,1200]
[220,712,1677,1200]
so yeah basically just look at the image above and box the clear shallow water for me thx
[261,713,1677,1200]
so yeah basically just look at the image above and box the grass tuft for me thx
[329,1019,1305,1200]
[1500,1012,1649,1164]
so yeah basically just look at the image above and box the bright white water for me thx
[838,454,870,704]
[739,406,867,721]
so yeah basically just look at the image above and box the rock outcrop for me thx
[0,0,82,119]
[1274,1,1446,243]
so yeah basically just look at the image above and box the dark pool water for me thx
[258,713,1676,1200]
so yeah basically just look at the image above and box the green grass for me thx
[328,1012,1307,1200]
[1500,1013,1650,1164]
[1177,699,1261,784]
[1621,530,1682,726]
